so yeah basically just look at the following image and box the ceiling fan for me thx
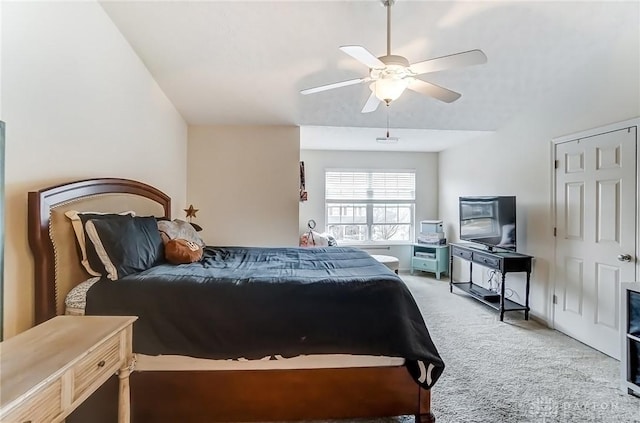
[300,0,487,113]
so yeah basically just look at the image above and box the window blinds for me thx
[325,171,416,201]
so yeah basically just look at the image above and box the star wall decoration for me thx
[184,204,199,219]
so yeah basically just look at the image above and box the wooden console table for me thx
[449,243,532,321]
[0,315,137,423]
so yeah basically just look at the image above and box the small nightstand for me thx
[410,244,449,279]
[0,315,137,423]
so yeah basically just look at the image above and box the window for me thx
[325,170,415,243]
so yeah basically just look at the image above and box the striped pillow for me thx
[65,210,136,276]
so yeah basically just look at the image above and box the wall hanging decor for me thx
[184,204,202,231]
[299,161,308,202]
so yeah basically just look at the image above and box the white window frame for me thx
[324,169,416,244]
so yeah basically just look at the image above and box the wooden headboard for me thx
[28,178,171,324]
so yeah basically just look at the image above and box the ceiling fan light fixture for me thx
[376,136,399,144]
[299,0,487,109]
[373,77,410,103]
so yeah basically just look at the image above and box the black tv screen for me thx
[459,196,516,251]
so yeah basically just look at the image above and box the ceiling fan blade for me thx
[410,49,487,76]
[300,78,366,95]
[340,45,385,69]
[361,91,381,113]
[408,79,462,103]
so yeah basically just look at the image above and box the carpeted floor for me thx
[403,274,640,423]
[285,273,640,423]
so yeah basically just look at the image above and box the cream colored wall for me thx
[299,150,440,270]
[188,126,300,247]
[439,25,640,324]
[0,0,4,340]
[0,0,3,117]
[1,1,188,337]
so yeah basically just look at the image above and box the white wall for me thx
[1,1,188,337]
[188,125,300,247]
[439,24,640,323]
[300,149,440,269]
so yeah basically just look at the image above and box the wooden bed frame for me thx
[28,177,435,423]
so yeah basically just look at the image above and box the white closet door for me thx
[554,126,636,359]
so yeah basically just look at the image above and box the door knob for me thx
[617,254,633,262]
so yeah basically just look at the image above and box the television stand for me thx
[449,243,532,321]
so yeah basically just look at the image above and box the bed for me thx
[28,177,443,423]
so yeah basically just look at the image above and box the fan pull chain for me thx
[386,105,391,138]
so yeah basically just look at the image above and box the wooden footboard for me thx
[69,367,432,423]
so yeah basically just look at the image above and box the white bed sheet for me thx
[135,353,404,371]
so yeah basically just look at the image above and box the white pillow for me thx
[65,210,136,276]
[299,230,329,247]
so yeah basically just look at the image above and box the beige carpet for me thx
[403,274,640,423]
[283,273,640,423]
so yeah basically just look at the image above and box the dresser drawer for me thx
[451,246,472,260]
[73,334,121,401]
[3,379,62,423]
[473,252,501,269]
[412,257,437,272]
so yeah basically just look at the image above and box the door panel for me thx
[596,144,620,169]
[566,151,584,173]
[596,179,620,243]
[563,257,583,315]
[565,183,584,240]
[594,263,618,329]
[554,126,636,359]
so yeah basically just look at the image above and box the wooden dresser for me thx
[0,315,137,423]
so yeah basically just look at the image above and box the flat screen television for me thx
[459,196,516,251]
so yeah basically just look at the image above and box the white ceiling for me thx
[100,0,638,151]
[300,125,491,151]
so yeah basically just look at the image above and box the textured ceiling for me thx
[100,0,638,148]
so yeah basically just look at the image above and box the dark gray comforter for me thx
[86,246,444,388]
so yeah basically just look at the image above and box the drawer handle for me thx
[97,360,106,368]
[23,421,32,423]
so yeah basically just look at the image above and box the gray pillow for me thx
[157,219,206,248]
